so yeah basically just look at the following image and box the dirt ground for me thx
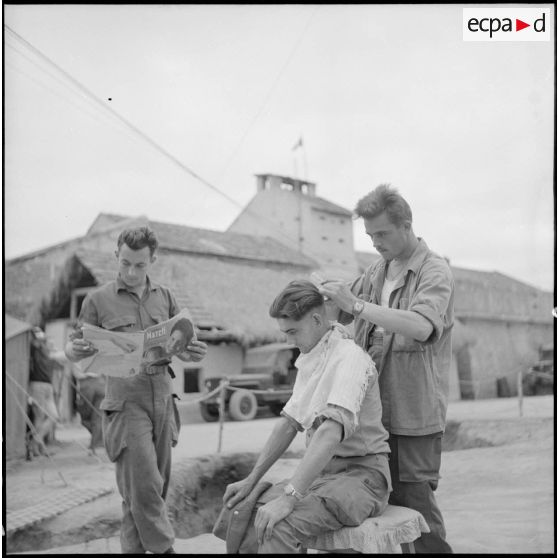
[4,395,555,554]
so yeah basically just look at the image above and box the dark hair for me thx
[269,280,324,321]
[170,318,194,346]
[117,226,159,256]
[354,184,412,226]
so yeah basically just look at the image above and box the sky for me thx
[3,4,555,292]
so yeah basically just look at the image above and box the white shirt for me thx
[376,277,398,334]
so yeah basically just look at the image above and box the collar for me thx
[115,275,159,293]
[379,237,430,276]
[369,238,431,297]
[299,322,351,360]
[308,325,334,356]
[404,238,431,274]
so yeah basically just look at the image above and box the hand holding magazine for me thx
[79,309,196,378]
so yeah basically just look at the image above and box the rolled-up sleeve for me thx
[280,409,304,432]
[78,293,99,326]
[165,288,181,318]
[410,261,453,344]
[318,404,358,441]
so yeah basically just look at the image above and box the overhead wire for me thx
[213,5,319,183]
[4,48,124,135]
[4,38,171,163]
[4,22,344,267]
[4,24,240,207]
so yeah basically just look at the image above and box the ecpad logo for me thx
[463,8,550,41]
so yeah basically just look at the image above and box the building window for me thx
[183,368,201,393]
[339,238,344,243]
[319,215,326,221]
[322,236,328,241]
[340,219,345,225]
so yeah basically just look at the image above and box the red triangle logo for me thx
[516,19,530,31]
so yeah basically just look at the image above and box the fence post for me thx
[217,379,228,453]
[517,369,523,418]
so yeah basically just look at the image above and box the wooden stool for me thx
[304,505,430,553]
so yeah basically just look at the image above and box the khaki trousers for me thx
[101,372,179,554]
[239,455,390,554]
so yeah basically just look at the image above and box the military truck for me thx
[199,343,299,422]
[522,344,554,396]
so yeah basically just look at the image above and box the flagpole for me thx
[292,136,302,179]
[290,135,304,251]
[292,136,305,180]
[302,137,308,180]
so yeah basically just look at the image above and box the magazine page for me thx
[142,309,196,366]
[79,309,196,377]
[80,327,145,378]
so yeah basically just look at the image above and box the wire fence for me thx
[7,361,539,486]
[6,368,291,469]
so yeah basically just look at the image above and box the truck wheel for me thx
[268,402,284,416]
[199,402,220,422]
[229,390,258,421]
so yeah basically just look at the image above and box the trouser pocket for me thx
[100,398,127,462]
[390,433,442,483]
[317,476,380,526]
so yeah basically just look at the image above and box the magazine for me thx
[79,309,196,378]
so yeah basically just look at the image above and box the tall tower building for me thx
[228,173,359,279]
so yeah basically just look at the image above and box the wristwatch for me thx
[283,483,304,500]
[352,299,365,317]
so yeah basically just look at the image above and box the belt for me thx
[142,365,168,375]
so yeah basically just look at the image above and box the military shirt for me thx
[78,275,180,399]
[350,239,454,436]
[79,276,179,333]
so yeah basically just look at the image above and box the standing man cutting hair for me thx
[319,184,454,553]
[65,226,207,554]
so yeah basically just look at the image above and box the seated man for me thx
[222,280,391,553]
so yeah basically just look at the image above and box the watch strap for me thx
[284,483,304,500]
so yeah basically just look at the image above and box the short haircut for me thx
[117,226,159,256]
[170,318,194,346]
[269,280,324,321]
[354,184,412,226]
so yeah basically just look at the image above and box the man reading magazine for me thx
[65,226,207,554]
